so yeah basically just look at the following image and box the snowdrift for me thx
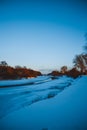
[0,76,87,130]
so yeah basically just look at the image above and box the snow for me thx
[0,76,51,87]
[0,76,87,130]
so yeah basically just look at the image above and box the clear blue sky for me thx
[0,0,87,71]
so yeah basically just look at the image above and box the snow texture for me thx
[0,76,87,130]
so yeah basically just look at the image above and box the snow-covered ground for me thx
[0,76,87,130]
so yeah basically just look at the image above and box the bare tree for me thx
[73,54,87,73]
[0,61,8,66]
[61,66,68,73]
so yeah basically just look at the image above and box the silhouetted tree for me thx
[60,66,68,74]
[0,61,8,66]
[73,54,87,73]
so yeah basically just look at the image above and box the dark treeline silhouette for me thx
[0,61,42,80]
[0,34,87,80]
[48,67,85,78]
[0,61,87,80]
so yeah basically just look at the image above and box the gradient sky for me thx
[0,0,87,72]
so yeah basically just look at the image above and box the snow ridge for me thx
[0,76,73,119]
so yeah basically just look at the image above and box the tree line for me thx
[0,61,42,80]
[49,33,87,78]
[0,33,87,80]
